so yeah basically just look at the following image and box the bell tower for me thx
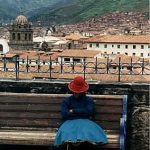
[9,14,33,50]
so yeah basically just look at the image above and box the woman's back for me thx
[61,94,95,120]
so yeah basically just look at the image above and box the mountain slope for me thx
[30,0,149,25]
[0,0,148,25]
[0,0,61,22]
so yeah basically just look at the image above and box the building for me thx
[58,49,101,63]
[9,15,33,50]
[65,33,88,49]
[86,35,150,58]
[33,36,63,50]
[0,39,9,54]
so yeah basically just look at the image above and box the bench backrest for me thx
[0,93,124,131]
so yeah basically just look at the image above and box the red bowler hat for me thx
[68,76,89,93]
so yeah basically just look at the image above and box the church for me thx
[9,14,33,50]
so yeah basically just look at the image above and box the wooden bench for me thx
[0,93,127,149]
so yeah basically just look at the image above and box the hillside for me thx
[0,0,149,25]
[0,0,61,22]
[30,0,149,25]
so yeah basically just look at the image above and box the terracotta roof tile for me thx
[58,49,101,58]
[86,35,150,44]
[65,33,88,41]
[4,54,18,58]
[6,51,60,61]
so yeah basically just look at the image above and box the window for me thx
[73,58,81,62]
[125,53,128,55]
[133,45,136,49]
[112,45,114,47]
[25,34,27,40]
[141,45,144,49]
[140,53,143,57]
[148,53,150,57]
[12,33,15,40]
[148,45,150,48]
[117,52,120,54]
[117,45,120,48]
[104,44,107,48]
[96,43,99,47]
[64,58,70,62]
[125,45,128,49]
[29,60,31,64]
[43,61,45,65]
[18,33,20,40]
[0,45,3,51]
[36,43,40,47]
[29,34,31,40]
[133,53,136,56]
[24,25,27,29]
[112,52,114,54]
[22,59,25,63]
[104,52,107,54]
[89,44,92,48]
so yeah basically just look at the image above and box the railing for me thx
[0,56,149,82]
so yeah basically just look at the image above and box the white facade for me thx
[87,42,150,58]
[81,32,94,37]
[0,39,9,54]
[57,50,101,64]
[58,57,84,63]
[33,36,62,49]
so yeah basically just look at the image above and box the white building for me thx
[33,36,61,49]
[58,49,101,63]
[86,35,150,58]
[0,39,9,54]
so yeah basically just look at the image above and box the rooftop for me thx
[58,49,101,58]
[86,35,150,44]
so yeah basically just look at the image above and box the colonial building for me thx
[0,39,9,54]
[86,35,150,58]
[9,15,33,50]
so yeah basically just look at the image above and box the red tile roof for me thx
[86,35,150,44]
[4,54,17,58]
[58,49,101,58]
[6,50,60,61]
[65,33,88,41]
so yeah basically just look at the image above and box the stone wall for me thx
[0,80,149,150]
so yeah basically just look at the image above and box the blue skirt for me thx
[54,119,107,146]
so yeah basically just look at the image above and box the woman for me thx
[54,76,107,149]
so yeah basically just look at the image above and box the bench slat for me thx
[94,100,122,106]
[0,98,122,106]
[0,112,121,122]
[0,94,122,103]
[0,140,119,147]
[0,93,123,98]
[0,105,122,114]
[0,119,120,130]
[0,130,119,146]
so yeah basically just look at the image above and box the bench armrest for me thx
[120,95,127,150]
[120,117,126,150]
